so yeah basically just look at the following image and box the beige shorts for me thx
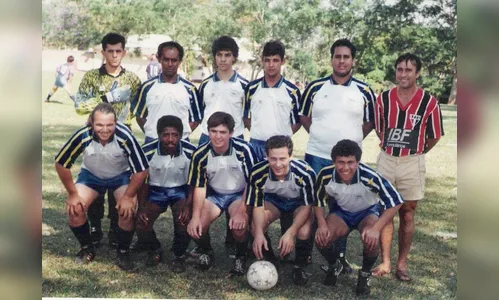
[376,150,426,201]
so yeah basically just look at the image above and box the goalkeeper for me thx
[74,32,141,249]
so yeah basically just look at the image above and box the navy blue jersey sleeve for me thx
[54,126,92,168]
[358,162,404,208]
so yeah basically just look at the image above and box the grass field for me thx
[42,70,457,299]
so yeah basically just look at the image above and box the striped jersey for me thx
[243,76,301,141]
[75,65,141,126]
[131,75,203,139]
[142,139,196,188]
[187,137,257,191]
[199,71,248,137]
[375,87,444,156]
[299,76,375,159]
[55,123,148,178]
[246,159,316,207]
[315,162,404,212]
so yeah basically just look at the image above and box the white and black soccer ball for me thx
[247,260,278,291]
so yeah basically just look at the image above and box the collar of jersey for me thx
[213,71,238,83]
[157,140,182,157]
[332,167,360,184]
[210,139,233,156]
[99,64,126,77]
[158,74,180,84]
[329,75,353,86]
[262,75,284,88]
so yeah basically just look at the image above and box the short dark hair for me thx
[395,52,422,73]
[207,111,235,132]
[212,36,239,59]
[67,55,74,63]
[262,40,285,60]
[101,33,126,50]
[90,102,116,123]
[330,39,356,59]
[157,115,183,136]
[330,139,362,162]
[157,41,184,61]
[265,135,293,156]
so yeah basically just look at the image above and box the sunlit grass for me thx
[42,71,457,299]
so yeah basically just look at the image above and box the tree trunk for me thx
[448,75,457,105]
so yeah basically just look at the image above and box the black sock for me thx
[304,220,318,258]
[116,226,134,252]
[107,190,118,231]
[235,233,248,258]
[194,231,213,253]
[262,232,276,261]
[294,239,309,267]
[362,254,378,272]
[46,93,53,100]
[87,194,105,228]
[172,226,191,257]
[318,243,339,266]
[336,235,348,258]
[145,229,161,250]
[70,221,92,248]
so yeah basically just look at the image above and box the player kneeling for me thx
[55,103,148,271]
[187,112,257,275]
[135,115,196,272]
[314,139,403,296]
[250,135,316,286]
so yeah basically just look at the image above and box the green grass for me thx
[42,70,457,299]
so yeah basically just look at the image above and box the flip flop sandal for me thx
[395,269,411,282]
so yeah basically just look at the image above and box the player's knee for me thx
[296,224,311,240]
[231,228,246,241]
[400,210,415,225]
[363,246,380,257]
[118,217,134,231]
[67,215,85,227]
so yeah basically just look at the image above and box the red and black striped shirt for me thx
[375,87,444,157]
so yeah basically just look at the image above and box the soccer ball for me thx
[247,260,278,291]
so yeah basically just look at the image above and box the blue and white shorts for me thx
[76,168,130,194]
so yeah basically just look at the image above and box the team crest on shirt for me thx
[409,114,422,128]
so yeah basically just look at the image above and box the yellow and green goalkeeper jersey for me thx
[74,65,141,126]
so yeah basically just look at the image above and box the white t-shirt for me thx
[132,75,203,139]
[300,76,375,159]
[199,72,248,137]
[244,76,301,141]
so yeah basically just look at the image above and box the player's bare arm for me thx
[362,121,374,138]
[243,118,251,130]
[189,121,199,131]
[252,206,268,260]
[187,186,206,239]
[314,206,330,247]
[291,123,301,134]
[229,189,248,230]
[116,170,148,220]
[299,115,312,133]
[55,163,86,217]
[362,204,401,251]
[279,205,310,257]
[424,137,440,153]
[136,116,146,133]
